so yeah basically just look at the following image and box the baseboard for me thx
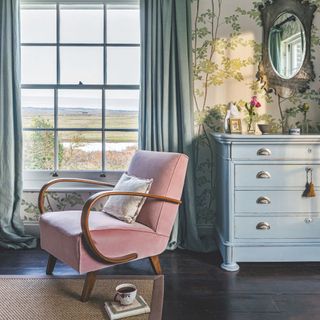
[24,221,40,238]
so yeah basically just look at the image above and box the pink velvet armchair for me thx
[39,150,188,301]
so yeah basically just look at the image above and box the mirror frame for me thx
[258,0,317,98]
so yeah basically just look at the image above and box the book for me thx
[104,295,151,320]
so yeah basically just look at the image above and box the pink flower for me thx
[250,96,261,108]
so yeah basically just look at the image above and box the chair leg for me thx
[81,271,97,302]
[46,254,57,275]
[149,255,162,275]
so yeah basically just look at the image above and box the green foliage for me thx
[235,2,263,26]
[192,0,320,224]
[24,118,62,170]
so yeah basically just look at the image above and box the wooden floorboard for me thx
[0,247,319,319]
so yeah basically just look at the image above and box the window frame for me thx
[20,1,140,190]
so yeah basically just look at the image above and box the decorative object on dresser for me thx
[229,119,242,134]
[244,96,261,134]
[257,124,271,135]
[224,102,241,133]
[212,133,320,272]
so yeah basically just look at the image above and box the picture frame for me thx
[229,118,242,134]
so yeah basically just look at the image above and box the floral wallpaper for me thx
[21,0,320,232]
[21,191,105,222]
[192,0,320,226]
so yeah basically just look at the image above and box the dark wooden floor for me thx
[1,247,320,320]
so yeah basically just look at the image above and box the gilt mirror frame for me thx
[258,0,317,98]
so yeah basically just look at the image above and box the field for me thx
[23,109,139,142]
[23,109,139,170]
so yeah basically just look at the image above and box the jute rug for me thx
[0,275,163,320]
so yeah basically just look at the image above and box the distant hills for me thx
[23,107,138,116]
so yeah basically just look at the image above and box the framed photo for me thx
[229,118,242,134]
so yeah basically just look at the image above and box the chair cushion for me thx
[40,211,169,273]
[102,173,153,223]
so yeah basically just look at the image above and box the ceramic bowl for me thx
[258,124,271,135]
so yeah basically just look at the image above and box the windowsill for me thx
[23,170,123,192]
[23,187,114,192]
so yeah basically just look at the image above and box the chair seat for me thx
[40,211,169,273]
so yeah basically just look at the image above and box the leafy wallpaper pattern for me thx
[192,0,320,226]
[21,0,320,230]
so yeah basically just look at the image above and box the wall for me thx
[21,0,320,236]
[192,0,320,229]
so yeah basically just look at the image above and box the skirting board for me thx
[24,222,40,238]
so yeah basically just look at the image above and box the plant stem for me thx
[277,95,285,133]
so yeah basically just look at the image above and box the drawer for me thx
[235,216,320,239]
[235,164,319,188]
[235,190,320,213]
[232,144,320,160]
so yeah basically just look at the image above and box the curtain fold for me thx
[269,28,282,73]
[140,0,210,251]
[0,0,36,249]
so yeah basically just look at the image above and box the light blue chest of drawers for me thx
[212,133,320,271]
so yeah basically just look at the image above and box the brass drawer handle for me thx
[257,148,272,156]
[256,222,271,230]
[257,196,271,204]
[256,171,271,179]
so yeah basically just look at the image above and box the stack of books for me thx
[104,295,150,319]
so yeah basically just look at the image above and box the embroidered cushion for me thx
[102,173,153,223]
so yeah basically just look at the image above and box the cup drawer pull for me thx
[257,148,272,156]
[257,196,271,204]
[256,222,271,230]
[256,171,271,179]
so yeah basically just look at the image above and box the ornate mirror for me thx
[258,0,317,97]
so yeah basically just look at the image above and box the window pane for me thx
[22,89,54,128]
[59,131,102,170]
[107,9,140,44]
[60,5,103,43]
[21,47,56,84]
[105,90,139,129]
[21,6,56,43]
[106,131,138,170]
[60,47,103,84]
[24,131,54,170]
[107,47,140,84]
[58,90,102,128]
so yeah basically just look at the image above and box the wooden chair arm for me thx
[38,178,115,215]
[81,191,182,264]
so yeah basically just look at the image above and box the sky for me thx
[20,5,140,110]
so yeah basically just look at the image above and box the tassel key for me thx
[303,168,316,198]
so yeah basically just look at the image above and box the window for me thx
[20,2,140,179]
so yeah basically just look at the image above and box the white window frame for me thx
[21,0,140,190]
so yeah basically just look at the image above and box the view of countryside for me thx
[20,5,140,172]
[22,90,139,171]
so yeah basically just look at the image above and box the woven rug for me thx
[0,275,163,320]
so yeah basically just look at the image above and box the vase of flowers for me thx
[244,96,261,134]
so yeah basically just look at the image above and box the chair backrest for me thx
[127,150,189,236]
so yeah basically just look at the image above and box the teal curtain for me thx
[0,0,36,249]
[140,0,210,251]
[269,29,282,73]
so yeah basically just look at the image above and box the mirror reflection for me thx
[268,13,305,79]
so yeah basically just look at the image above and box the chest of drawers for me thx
[212,133,320,271]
